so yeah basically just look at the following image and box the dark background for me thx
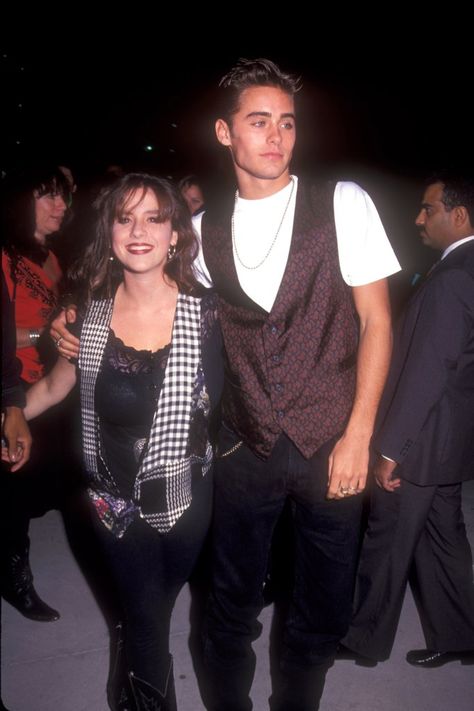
[3,23,472,179]
[2,24,472,306]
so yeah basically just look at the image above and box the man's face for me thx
[415,182,457,251]
[216,86,296,186]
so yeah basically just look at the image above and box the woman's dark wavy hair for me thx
[217,57,302,125]
[178,174,202,193]
[68,173,201,307]
[1,164,71,264]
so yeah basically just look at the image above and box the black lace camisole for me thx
[94,329,170,499]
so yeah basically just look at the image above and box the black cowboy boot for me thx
[0,541,59,622]
[129,656,177,711]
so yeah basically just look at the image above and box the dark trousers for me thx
[343,479,474,660]
[203,428,363,711]
[1,393,82,573]
[92,471,212,694]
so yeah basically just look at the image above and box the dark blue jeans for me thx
[92,471,212,696]
[203,428,363,711]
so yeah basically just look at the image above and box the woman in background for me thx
[1,164,72,624]
[178,174,205,216]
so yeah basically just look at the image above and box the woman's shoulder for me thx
[180,285,218,311]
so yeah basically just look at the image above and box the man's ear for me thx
[453,205,468,228]
[215,119,232,147]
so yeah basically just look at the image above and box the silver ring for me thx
[55,336,63,348]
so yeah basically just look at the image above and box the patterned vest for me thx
[202,180,358,459]
[78,292,215,533]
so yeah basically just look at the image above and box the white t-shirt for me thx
[193,177,401,313]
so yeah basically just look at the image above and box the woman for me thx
[2,165,71,383]
[22,173,222,710]
[1,164,72,624]
[178,175,205,216]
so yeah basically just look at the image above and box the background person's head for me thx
[416,172,474,252]
[2,164,72,261]
[178,175,205,215]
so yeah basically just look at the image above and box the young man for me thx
[192,58,400,711]
[341,173,474,669]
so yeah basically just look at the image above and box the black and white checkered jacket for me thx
[78,290,222,533]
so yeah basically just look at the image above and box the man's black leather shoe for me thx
[335,644,378,667]
[406,648,474,668]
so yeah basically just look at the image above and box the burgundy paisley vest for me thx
[202,180,358,459]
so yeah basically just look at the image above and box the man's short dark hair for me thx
[429,171,474,225]
[217,58,302,125]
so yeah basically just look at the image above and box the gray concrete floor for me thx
[2,483,474,710]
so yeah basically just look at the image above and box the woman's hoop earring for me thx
[167,244,177,261]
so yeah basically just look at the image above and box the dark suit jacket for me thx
[374,239,474,486]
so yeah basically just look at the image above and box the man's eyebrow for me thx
[245,111,296,120]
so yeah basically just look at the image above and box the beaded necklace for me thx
[231,178,295,270]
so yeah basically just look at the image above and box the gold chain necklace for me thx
[232,177,295,270]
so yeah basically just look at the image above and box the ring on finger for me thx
[55,336,63,348]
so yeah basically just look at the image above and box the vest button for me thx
[277,410,284,419]
[270,325,278,335]
[275,383,283,392]
[272,354,281,364]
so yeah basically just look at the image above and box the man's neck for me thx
[236,172,293,200]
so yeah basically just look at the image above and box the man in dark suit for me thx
[341,172,474,667]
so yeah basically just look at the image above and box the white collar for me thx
[441,235,474,259]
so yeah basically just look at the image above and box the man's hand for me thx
[326,278,393,501]
[1,406,32,472]
[326,431,370,499]
[373,454,400,492]
[50,306,80,360]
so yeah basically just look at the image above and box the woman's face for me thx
[182,184,204,215]
[111,188,178,278]
[34,191,67,243]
